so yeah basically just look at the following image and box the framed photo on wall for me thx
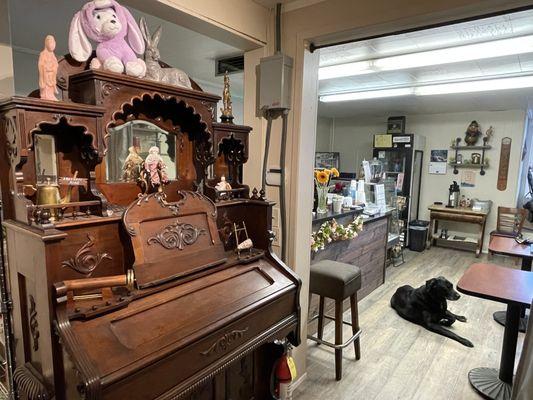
[315,152,340,170]
[387,116,406,134]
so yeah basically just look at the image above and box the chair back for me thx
[496,207,527,236]
[512,299,533,399]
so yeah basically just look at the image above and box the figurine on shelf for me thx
[139,146,169,193]
[215,176,232,192]
[464,121,482,146]
[139,17,192,89]
[38,35,59,101]
[220,71,234,123]
[68,0,146,78]
[484,126,494,144]
[122,146,143,182]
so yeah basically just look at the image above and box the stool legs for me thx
[335,299,343,381]
[350,294,361,360]
[317,296,325,342]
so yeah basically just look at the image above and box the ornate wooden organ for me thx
[0,56,300,399]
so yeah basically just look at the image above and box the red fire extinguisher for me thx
[271,343,297,400]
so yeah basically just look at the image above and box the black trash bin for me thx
[408,220,430,252]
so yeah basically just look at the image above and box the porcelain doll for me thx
[144,146,168,186]
[215,176,232,192]
[122,146,143,182]
[38,35,59,101]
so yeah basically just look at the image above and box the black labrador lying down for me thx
[391,276,473,348]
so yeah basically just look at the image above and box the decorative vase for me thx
[316,185,329,214]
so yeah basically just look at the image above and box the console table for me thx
[427,205,488,257]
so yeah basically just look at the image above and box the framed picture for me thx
[387,116,406,134]
[315,152,340,170]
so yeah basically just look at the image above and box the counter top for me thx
[312,207,393,225]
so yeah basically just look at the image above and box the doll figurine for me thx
[144,146,168,188]
[215,176,232,192]
[122,146,143,182]
[38,35,59,101]
[464,121,482,146]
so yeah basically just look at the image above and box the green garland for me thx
[311,216,364,252]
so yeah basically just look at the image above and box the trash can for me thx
[408,220,430,252]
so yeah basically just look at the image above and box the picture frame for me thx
[315,152,340,170]
[387,116,406,134]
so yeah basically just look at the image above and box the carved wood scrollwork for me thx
[3,115,18,163]
[101,82,120,99]
[29,295,39,352]
[61,234,112,276]
[201,100,215,120]
[147,220,206,250]
[200,327,249,356]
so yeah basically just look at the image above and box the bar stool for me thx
[308,260,362,380]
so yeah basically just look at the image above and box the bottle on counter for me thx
[350,180,357,205]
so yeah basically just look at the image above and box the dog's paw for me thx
[461,338,474,348]
[456,315,467,323]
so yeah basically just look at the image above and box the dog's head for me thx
[426,276,460,301]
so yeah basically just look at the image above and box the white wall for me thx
[317,109,526,250]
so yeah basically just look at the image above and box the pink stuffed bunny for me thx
[68,0,146,78]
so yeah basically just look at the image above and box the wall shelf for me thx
[450,137,490,175]
[450,145,492,150]
[448,163,489,168]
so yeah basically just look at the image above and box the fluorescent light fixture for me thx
[319,35,533,80]
[320,75,533,102]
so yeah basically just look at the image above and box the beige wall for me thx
[0,0,14,98]
[278,0,533,381]
[318,111,527,251]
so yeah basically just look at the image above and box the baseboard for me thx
[288,372,307,398]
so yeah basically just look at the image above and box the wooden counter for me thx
[308,211,390,334]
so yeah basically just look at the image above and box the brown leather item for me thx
[0,56,301,399]
[497,137,512,191]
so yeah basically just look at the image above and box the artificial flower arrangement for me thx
[311,215,364,252]
[314,167,340,214]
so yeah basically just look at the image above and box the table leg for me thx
[469,303,521,400]
[493,257,531,332]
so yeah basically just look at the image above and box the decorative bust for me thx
[464,121,482,146]
[38,35,59,101]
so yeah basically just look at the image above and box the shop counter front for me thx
[309,209,391,334]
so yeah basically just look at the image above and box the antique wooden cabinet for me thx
[0,57,300,399]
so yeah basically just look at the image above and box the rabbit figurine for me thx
[139,17,192,89]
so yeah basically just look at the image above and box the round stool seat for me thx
[310,260,361,300]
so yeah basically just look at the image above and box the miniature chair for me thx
[307,260,362,381]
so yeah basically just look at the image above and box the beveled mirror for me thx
[34,134,58,184]
[106,120,177,183]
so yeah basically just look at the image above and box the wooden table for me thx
[457,263,533,400]
[489,235,532,332]
[427,205,488,257]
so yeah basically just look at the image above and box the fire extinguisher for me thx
[270,341,297,399]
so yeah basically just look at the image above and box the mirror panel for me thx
[34,134,58,184]
[106,121,177,183]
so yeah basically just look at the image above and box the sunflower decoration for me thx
[316,170,330,185]
[330,167,340,178]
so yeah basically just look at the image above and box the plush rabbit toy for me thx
[69,0,146,78]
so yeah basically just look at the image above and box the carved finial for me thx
[259,189,266,201]
[251,187,259,200]
[220,71,234,124]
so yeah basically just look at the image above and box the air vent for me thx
[216,55,245,76]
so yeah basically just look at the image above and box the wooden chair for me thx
[491,207,527,238]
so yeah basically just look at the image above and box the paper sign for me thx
[374,134,392,148]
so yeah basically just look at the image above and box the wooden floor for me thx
[294,247,525,400]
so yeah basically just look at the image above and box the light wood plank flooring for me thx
[294,247,525,400]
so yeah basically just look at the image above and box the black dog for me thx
[390,276,473,347]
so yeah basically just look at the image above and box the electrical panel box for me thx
[259,53,293,110]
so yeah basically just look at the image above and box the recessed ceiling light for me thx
[319,75,533,102]
[319,35,533,80]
